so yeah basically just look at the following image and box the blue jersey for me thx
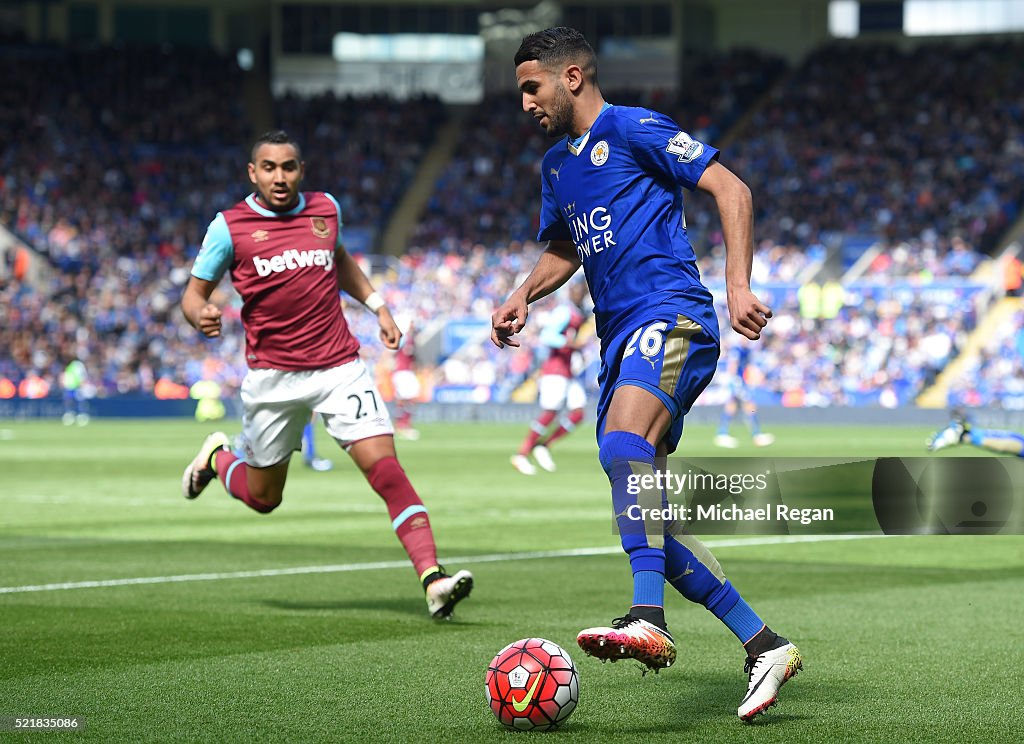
[538,105,721,348]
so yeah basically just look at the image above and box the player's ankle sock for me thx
[213,449,278,513]
[715,591,768,646]
[366,456,438,576]
[747,412,762,436]
[718,412,731,435]
[630,603,667,630]
[519,410,557,455]
[419,566,444,590]
[542,409,585,447]
[632,564,668,629]
[744,626,788,657]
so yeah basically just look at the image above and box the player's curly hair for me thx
[514,26,598,84]
[250,130,302,163]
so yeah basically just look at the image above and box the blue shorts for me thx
[596,312,720,454]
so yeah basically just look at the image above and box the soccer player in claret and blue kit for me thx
[492,28,802,720]
[180,130,472,620]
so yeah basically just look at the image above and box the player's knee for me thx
[599,430,655,477]
[365,455,408,492]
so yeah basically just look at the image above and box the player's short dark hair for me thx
[514,26,597,83]
[250,130,302,163]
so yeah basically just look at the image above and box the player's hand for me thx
[377,307,403,350]
[197,303,223,338]
[491,292,529,348]
[727,287,772,340]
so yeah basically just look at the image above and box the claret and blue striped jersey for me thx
[538,104,721,347]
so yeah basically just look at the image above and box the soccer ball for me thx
[485,638,579,731]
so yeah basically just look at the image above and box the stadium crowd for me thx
[718,40,1024,254]
[0,39,1019,408]
[947,308,1024,410]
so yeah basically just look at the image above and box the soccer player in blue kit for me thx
[491,27,802,720]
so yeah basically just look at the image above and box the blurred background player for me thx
[391,316,421,441]
[301,413,334,471]
[714,344,775,448]
[928,410,1024,456]
[180,130,472,619]
[60,354,89,426]
[189,378,226,423]
[511,280,589,474]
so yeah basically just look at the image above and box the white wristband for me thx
[364,292,386,312]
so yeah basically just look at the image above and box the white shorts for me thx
[392,369,421,401]
[238,359,393,467]
[538,374,587,412]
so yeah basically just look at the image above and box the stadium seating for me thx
[1,39,1020,408]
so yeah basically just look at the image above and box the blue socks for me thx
[600,429,770,642]
[600,431,665,614]
[302,422,316,462]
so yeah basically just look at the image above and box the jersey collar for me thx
[245,192,306,217]
[567,102,613,156]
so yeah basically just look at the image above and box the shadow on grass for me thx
[260,597,486,627]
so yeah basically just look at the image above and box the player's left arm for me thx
[696,161,773,340]
[334,246,402,350]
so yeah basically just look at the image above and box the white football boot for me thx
[182,432,230,499]
[531,445,557,472]
[425,569,474,619]
[738,642,803,721]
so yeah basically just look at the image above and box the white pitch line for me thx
[0,533,885,595]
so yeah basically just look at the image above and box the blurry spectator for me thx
[1004,254,1022,297]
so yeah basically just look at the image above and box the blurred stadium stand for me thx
[2,0,1023,415]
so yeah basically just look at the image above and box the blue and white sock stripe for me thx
[392,505,428,531]
[225,459,243,486]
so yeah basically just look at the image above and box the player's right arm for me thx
[181,213,233,338]
[491,240,579,349]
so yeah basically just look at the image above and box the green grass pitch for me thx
[1,420,1021,742]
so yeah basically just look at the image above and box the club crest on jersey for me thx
[590,140,610,166]
[251,229,269,243]
[666,131,704,163]
[310,217,330,239]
